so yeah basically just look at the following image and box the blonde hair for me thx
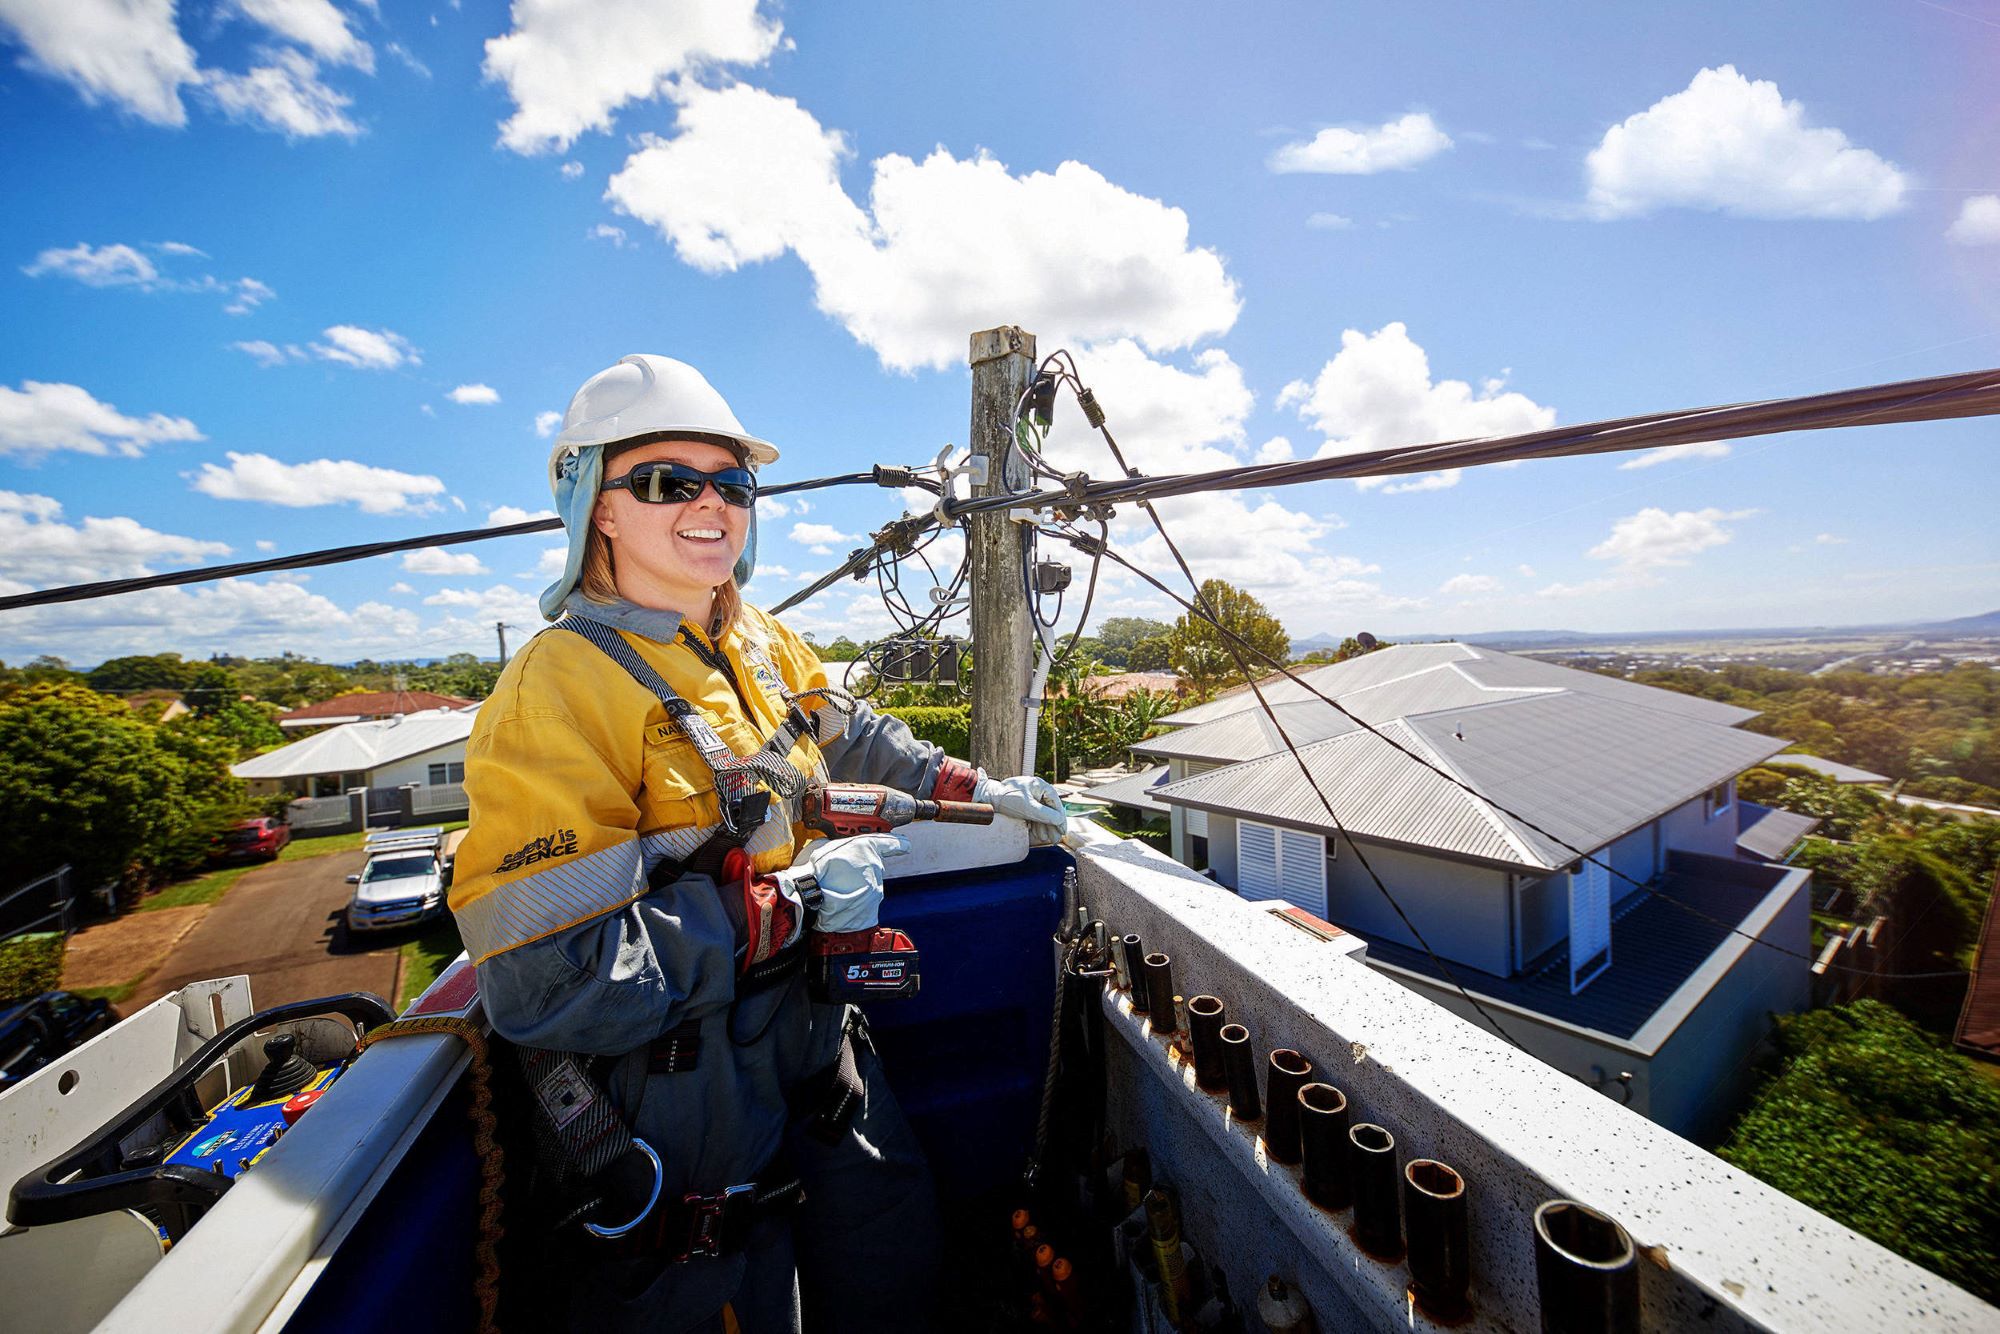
[580,440,744,638]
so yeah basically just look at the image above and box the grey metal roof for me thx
[1155,642,1479,728]
[1152,642,1758,733]
[1081,765,1174,815]
[1763,753,1890,785]
[1734,803,1821,861]
[233,707,478,780]
[1132,700,1364,763]
[1154,690,1790,870]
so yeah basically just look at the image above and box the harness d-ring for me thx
[584,1137,664,1239]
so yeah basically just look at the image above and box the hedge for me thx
[0,931,66,1000]
[882,706,971,760]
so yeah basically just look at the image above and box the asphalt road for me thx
[140,848,404,1012]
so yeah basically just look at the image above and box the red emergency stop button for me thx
[282,1088,326,1125]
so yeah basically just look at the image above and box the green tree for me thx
[85,653,193,695]
[1720,1001,2000,1303]
[1095,617,1172,669]
[1125,635,1173,673]
[0,684,196,891]
[169,700,286,760]
[817,636,863,663]
[408,653,504,700]
[1167,580,1289,697]
[185,663,238,716]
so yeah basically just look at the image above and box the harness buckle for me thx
[677,1183,755,1261]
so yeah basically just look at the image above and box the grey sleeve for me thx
[817,697,947,792]
[476,870,741,1056]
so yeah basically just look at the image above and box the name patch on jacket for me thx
[499,828,579,873]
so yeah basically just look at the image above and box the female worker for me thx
[448,354,1067,1332]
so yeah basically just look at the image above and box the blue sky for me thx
[0,0,1994,667]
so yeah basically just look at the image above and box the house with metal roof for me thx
[1114,642,1818,1138]
[233,707,477,833]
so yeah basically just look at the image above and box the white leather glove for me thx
[777,833,908,934]
[975,774,1068,846]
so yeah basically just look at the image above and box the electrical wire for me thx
[940,364,2000,524]
[0,470,887,615]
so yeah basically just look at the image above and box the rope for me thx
[357,1016,507,1334]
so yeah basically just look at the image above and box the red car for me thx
[216,817,291,861]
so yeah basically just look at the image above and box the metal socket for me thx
[1533,1199,1639,1334]
[1143,953,1177,1034]
[1263,1049,1314,1165]
[1122,934,1148,1010]
[1347,1122,1403,1260]
[1220,1023,1261,1122]
[1186,995,1228,1091]
[1297,1082,1351,1210]
[1404,1159,1470,1319]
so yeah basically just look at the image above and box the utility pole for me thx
[967,326,1036,776]
[496,621,509,664]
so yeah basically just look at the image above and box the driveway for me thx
[139,848,403,1013]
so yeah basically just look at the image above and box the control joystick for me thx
[248,1033,318,1103]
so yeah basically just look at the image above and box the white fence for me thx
[286,795,351,829]
[410,782,466,816]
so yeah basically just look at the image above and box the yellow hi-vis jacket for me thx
[449,594,951,1221]
[449,596,946,1040]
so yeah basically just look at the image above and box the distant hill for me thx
[1295,610,2000,653]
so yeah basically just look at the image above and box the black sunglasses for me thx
[601,461,757,508]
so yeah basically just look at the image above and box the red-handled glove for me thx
[724,848,803,972]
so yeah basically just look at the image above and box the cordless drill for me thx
[798,782,994,1001]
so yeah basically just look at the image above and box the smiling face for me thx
[592,438,750,621]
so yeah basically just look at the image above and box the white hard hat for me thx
[546,353,779,493]
[539,354,777,620]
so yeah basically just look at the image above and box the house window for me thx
[1704,781,1733,821]
[427,761,465,785]
[1236,820,1328,918]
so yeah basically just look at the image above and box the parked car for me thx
[215,817,291,862]
[0,990,113,1090]
[344,829,447,933]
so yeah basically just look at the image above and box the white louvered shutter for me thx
[1276,828,1329,918]
[1237,821,1278,899]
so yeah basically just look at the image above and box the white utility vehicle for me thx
[343,828,447,933]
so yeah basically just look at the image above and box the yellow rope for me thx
[358,1016,507,1334]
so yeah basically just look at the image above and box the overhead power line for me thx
[944,364,2000,520]
[0,471,879,615]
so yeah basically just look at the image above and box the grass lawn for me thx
[72,975,146,1005]
[398,915,466,1010]
[280,819,469,864]
[138,864,256,913]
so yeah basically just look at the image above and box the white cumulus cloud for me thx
[534,410,562,438]
[402,547,489,576]
[1279,323,1556,492]
[606,83,1240,372]
[203,47,360,139]
[1585,66,1907,220]
[1618,440,1733,470]
[1269,112,1452,174]
[484,0,782,154]
[560,160,584,180]
[0,380,203,458]
[589,223,630,248]
[189,451,448,515]
[22,241,160,287]
[1440,573,1502,597]
[232,339,306,366]
[0,490,229,584]
[789,521,857,555]
[487,504,558,526]
[312,324,420,369]
[227,0,372,71]
[0,0,200,127]
[448,383,501,405]
[1038,341,1255,476]
[1947,195,2000,246]
[223,276,275,314]
[1588,506,1758,570]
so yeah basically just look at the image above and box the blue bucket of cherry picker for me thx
[864,844,1070,1199]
